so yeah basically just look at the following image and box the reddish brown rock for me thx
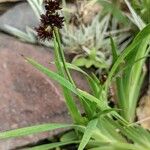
[137,87,150,129]
[0,33,89,149]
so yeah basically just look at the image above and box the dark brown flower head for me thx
[40,13,64,29]
[36,0,64,41]
[35,25,53,41]
[44,0,61,13]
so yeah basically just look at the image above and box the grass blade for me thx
[0,124,74,139]
[26,58,76,93]
[105,23,150,93]
[78,119,98,150]
[26,140,80,150]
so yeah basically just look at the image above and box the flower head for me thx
[44,0,61,13]
[36,0,64,41]
[40,13,64,29]
[35,25,53,41]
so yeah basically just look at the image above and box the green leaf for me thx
[0,124,73,139]
[26,58,109,117]
[26,140,80,150]
[60,131,78,142]
[97,108,121,117]
[125,0,146,30]
[98,117,126,142]
[3,25,33,43]
[26,57,84,123]
[110,36,118,63]
[27,0,43,19]
[77,89,108,110]
[53,29,85,124]
[78,119,98,150]
[72,57,87,67]
[65,62,89,77]
[98,0,128,24]
[94,60,108,68]
[26,58,77,93]
[105,23,150,92]
[85,59,93,68]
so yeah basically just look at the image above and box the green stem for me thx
[53,28,83,124]
[54,28,75,85]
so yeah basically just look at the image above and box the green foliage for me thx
[72,48,109,69]
[26,141,80,150]
[0,123,75,139]
[98,0,149,28]
[124,0,146,30]
[130,0,150,24]
[62,5,131,69]
[105,23,150,122]
[97,0,128,24]
[0,1,150,150]
[0,22,150,150]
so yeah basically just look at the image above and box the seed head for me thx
[40,13,64,29]
[45,0,61,13]
[35,0,64,41]
[35,25,53,41]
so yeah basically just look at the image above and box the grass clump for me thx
[0,0,150,150]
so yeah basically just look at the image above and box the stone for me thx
[0,2,38,31]
[137,87,150,129]
[0,0,22,2]
[0,33,89,149]
[0,0,23,15]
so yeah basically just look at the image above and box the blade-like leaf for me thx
[0,124,73,139]
[110,36,118,63]
[78,119,98,150]
[26,58,77,94]
[26,140,80,150]
[105,23,150,91]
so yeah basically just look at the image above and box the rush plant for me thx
[0,0,150,150]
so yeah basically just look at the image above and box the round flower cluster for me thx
[36,0,64,41]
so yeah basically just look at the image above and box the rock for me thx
[0,0,22,2]
[137,87,150,129]
[0,0,23,15]
[0,33,89,149]
[0,2,38,31]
